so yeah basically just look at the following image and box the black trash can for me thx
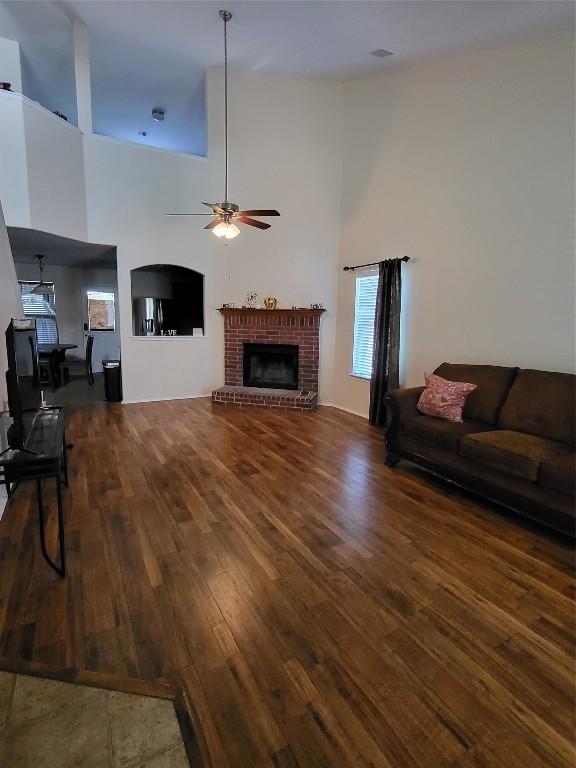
[103,360,123,402]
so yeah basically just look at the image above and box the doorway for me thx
[81,286,120,372]
[7,226,120,406]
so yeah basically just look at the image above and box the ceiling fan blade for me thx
[165,213,213,216]
[201,201,226,214]
[238,210,280,217]
[204,218,221,230]
[237,216,271,230]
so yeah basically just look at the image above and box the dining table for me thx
[37,343,78,389]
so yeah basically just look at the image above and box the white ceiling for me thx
[1,1,573,154]
[67,1,575,79]
[8,227,117,269]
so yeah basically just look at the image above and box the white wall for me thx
[0,93,30,229]
[83,70,342,403]
[0,91,87,239]
[0,36,22,93]
[334,32,575,417]
[23,101,87,241]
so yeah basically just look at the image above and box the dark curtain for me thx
[369,258,402,426]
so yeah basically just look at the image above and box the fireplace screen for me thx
[243,343,299,390]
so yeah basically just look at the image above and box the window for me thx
[352,268,379,379]
[87,290,115,331]
[19,281,58,345]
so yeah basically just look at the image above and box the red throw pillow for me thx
[417,372,477,423]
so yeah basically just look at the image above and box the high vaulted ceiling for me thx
[66,0,574,79]
[1,1,573,155]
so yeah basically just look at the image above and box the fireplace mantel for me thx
[218,308,325,319]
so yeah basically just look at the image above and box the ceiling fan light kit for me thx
[213,220,240,239]
[166,10,280,238]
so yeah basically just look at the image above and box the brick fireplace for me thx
[212,308,325,410]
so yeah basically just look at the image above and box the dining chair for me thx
[61,335,95,386]
[29,335,57,391]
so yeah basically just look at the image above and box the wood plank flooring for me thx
[0,399,574,767]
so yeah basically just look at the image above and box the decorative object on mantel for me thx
[52,110,68,122]
[165,10,280,239]
[221,302,236,309]
[263,296,278,309]
[244,291,259,309]
[310,303,324,310]
[218,307,325,315]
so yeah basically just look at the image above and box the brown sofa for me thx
[384,363,575,536]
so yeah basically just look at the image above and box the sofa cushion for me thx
[460,430,571,482]
[498,369,575,446]
[403,415,494,452]
[539,454,576,496]
[434,363,518,425]
[417,373,477,422]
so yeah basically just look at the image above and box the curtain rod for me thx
[342,256,410,272]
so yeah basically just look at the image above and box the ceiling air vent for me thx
[370,49,394,59]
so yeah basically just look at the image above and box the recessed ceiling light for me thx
[370,49,394,59]
[152,108,165,122]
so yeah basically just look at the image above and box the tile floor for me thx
[45,372,106,407]
[0,671,190,767]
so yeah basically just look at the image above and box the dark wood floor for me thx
[0,400,574,767]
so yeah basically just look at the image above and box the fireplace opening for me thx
[243,343,299,390]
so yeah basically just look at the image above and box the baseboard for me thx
[122,394,212,405]
[122,395,369,420]
[318,402,369,419]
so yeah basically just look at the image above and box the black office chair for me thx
[61,335,95,386]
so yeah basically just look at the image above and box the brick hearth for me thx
[212,386,318,410]
[213,308,325,410]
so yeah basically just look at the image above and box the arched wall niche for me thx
[130,264,204,337]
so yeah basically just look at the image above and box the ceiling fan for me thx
[166,10,280,239]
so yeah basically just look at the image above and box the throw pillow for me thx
[417,372,477,423]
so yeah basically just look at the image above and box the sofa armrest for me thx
[384,387,424,460]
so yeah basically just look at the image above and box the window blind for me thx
[352,268,379,379]
[19,281,58,345]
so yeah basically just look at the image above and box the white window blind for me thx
[352,268,379,379]
[19,281,58,345]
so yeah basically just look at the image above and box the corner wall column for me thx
[73,19,93,133]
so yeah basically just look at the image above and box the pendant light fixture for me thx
[166,10,280,237]
[31,254,55,296]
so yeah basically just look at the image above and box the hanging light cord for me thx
[223,11,230,203]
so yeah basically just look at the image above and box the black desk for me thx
[0,408,68,576]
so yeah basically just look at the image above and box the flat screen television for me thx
[5,318,42,449]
